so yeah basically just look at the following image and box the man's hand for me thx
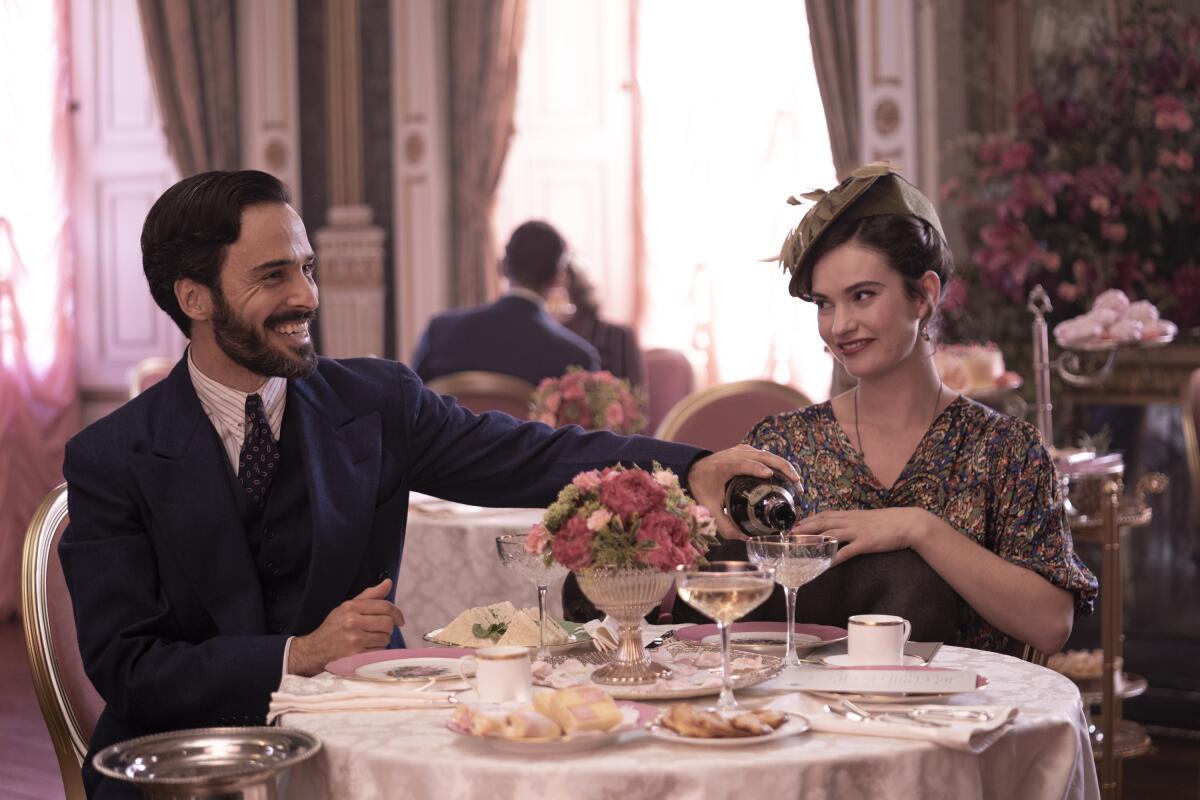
[686,445,801,540]
[287,578,406,677]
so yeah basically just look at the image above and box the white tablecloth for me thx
[282,646,1099,800]
[394,500,558,644]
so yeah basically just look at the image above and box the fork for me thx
[837,699,947,728]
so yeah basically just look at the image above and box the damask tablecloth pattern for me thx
[395,505,561,643]
[283,646,1098,800]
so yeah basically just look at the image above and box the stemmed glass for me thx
[746,534,838,669]
[495,532,569,661]
[675,562,776,710]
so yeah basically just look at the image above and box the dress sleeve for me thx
[988,421,1099,613]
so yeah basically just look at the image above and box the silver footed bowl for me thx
[575,566,676,685]
[93,726,321,799]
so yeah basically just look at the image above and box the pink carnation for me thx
[604,401,625,428]
[524,523,550,554]
[599,468,667,519]
[586,508,613,531]
[551,515,595,571]
[688,503,714,528]
[652,469,680,490]
[572,470,602,492]
[635,509,695,570]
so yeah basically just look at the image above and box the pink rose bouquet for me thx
[529,368,647,435]
[524,463,717,572]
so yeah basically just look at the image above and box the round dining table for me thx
[281,646,1099,799]
[394,497,556,644]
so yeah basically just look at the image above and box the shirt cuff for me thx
[282,636,295,676]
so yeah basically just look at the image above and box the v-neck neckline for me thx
[826,395,964,493]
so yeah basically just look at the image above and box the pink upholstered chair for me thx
[22,483,103,800]
[1184,369,1200,527]
[128,356,176,398]
[426,371,537,419]
[644,348,696,435]
[655,380,813,450]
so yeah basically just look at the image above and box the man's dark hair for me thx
[141,170,291,336]
[503,220,566,292]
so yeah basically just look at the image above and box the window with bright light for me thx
[0,0,71,377]
[496,0,837,402]
[637,1,836,401]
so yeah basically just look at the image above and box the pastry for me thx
[532,686,623,734]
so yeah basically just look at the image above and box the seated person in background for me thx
[61,171,793,798]
[559,261,645,388]
[680,165,1098,655]
[412,220,601,386]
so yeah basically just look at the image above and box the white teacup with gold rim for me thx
[458,646,533,703]
[847,614,912,665]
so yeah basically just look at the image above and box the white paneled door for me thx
[71,0,181,394]
[493,0,635,324]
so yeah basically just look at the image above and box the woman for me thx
[560,261,646,388]
[739,164,1096,655]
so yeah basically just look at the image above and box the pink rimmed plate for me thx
[678,622,847,655]
[648,713,811,747]
[326,647,472,683]
[804,670,990,705]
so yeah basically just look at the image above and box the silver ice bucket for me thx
[93,727,321,799]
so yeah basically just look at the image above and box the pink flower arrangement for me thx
[529,367,647,435]
[524,463,717,573]
[944,5,1200,331]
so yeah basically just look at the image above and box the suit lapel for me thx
[130,358,268,635]
[289,369,381,633]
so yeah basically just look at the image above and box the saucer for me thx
[821,654,926,668]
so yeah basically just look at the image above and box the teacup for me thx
[457,646,532,703]
[847,614,912,665]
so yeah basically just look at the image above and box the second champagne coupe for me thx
[675,562,775,710]
[746,534,838,668]
[495,532,569,661]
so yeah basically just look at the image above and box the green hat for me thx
[778,162,946,298]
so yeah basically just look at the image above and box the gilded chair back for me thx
[426,371,537,419]
[129,356,176,398]
[1183,368,1200,525]
[21,483,102,800]
[644,348,696,435]
[655,380,813,451]
[1019,643,1049,667]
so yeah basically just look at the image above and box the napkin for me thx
[766,693,1018,753]
[267,673,460,724]
[408,492,488,518]
[582,617,681,648]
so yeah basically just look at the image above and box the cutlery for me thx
[824,700,947,729]
[645,629,677,650]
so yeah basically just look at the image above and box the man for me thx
[61,171,795,798]
[411,220,601,385]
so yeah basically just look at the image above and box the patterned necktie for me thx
[238,393,280,506]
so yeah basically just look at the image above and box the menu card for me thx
[779,667,980,694]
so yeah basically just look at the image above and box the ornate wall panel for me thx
[71,0,182,394]
[856,0,920,184]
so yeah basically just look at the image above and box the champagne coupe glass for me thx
[746,534,838,669]
[496,532,568,661]
[676,562,776,710]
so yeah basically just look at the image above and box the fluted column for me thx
[314,0,386,358]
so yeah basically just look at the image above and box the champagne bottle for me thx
[723,469,799,537]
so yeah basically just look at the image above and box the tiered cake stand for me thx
[1026,286,1169,800]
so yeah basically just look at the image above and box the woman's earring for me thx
[921,325,932,342]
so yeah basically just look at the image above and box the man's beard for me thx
[210,288,318,379]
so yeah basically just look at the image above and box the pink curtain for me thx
[0,0,79,619]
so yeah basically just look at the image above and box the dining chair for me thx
[426,371,537,419]
[128,356,176,398]
[643,348,695,435]
[1182,368,1200,529]
[655,380,813,451]
[1019,644,1049,667]
[21,483,103,800]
